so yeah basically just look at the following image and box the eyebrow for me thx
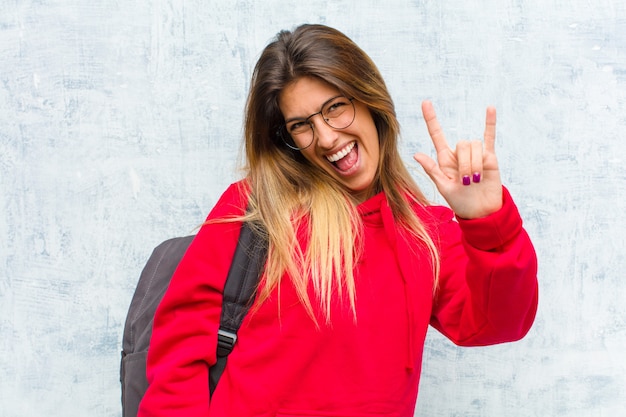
[283,116,306,124]
[283,95,343,124]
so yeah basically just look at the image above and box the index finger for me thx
[421,100,450,153]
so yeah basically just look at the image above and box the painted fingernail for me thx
[473,172,481,183]
[462,175,471,186]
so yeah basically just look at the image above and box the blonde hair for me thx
[240,24,439,324]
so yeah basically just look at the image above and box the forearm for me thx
[431,187,539,346]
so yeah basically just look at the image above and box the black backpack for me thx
[120,221,267,417]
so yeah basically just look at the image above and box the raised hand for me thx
[413,100,503,219]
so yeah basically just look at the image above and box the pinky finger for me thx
[484,106,497,153]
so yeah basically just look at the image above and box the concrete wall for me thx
[1,0,624,415]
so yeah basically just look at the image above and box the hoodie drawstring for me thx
[380,200,416,371]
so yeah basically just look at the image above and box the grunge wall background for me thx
[1,1,625,415]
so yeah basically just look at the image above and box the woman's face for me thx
[278,77,380,203]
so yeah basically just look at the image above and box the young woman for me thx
[138,24,538,417]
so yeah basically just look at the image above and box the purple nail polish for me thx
[473,172,481,183]
[462,175,471,186]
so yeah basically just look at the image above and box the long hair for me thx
[242,24,439,324]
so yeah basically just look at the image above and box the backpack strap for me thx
[209,220,268,395]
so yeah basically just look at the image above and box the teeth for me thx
[326,142,355,163]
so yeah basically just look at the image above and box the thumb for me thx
[413,152,451,190]
[413,152,439,179]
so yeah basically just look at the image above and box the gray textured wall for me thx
[1,0,625,416]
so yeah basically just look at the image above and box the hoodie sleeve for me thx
[428,186,538,346]
[137,182,248,417]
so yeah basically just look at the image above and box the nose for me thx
[310,115,339,149]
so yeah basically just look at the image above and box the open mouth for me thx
[326,141,358,173]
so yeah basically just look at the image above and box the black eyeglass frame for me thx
[276,96,356,151]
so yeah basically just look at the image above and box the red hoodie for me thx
[139,181,538,417]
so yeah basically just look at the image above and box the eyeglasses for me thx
[277,95,356,151]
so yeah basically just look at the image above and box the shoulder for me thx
[205,180,250,221]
